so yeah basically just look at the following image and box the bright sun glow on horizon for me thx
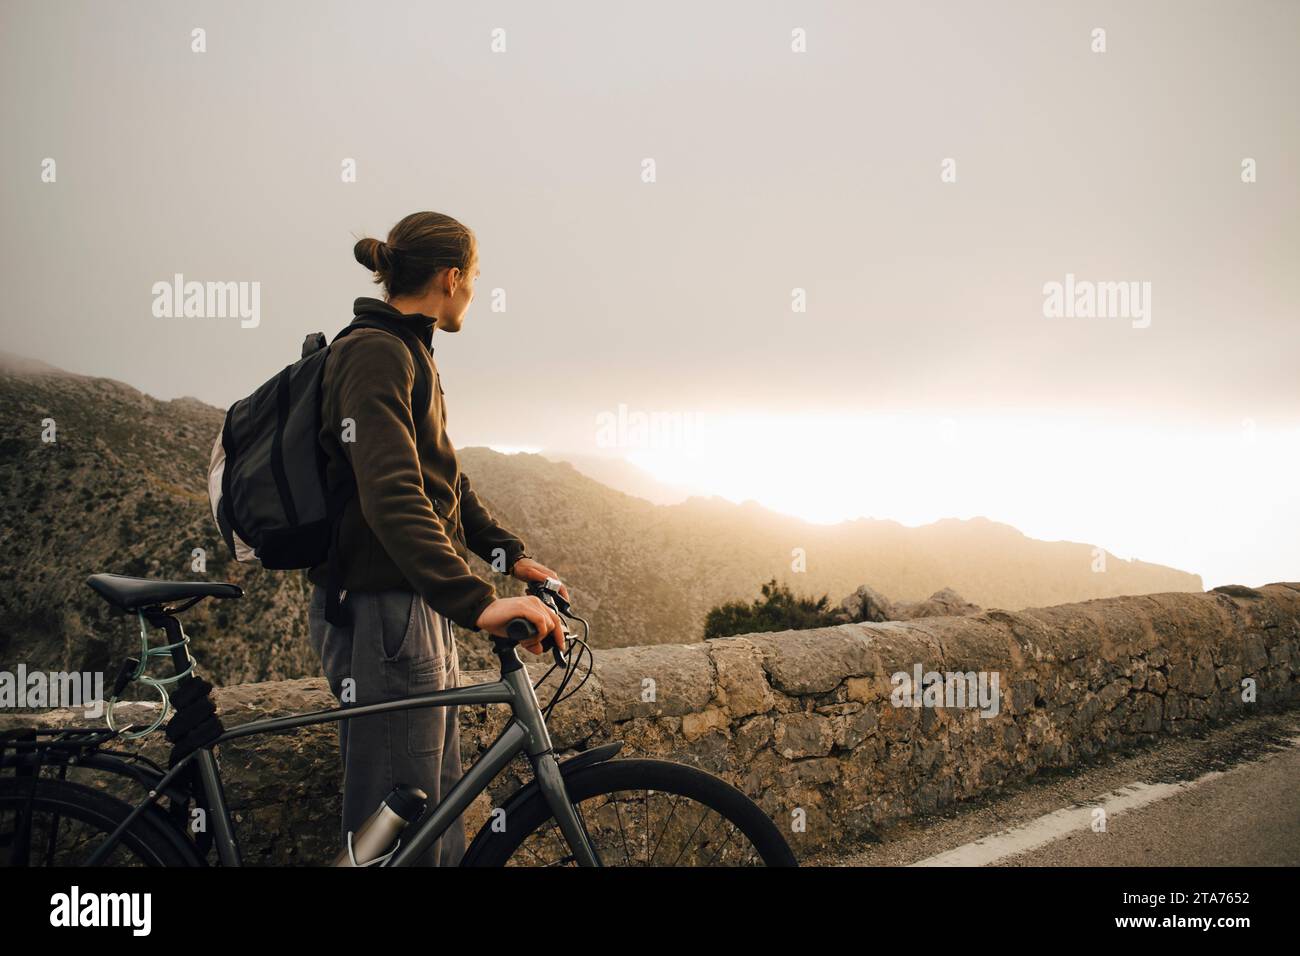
[592,410,1300,591]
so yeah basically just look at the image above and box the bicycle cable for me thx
[533,610,595,719]
[552,614,594,705]
[104,611,197,739]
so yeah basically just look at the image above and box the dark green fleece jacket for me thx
[307,298,529,629]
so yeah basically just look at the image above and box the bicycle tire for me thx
[461,758,798,867]
[0,777,201,867]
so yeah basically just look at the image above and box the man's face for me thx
[439,261,479,332]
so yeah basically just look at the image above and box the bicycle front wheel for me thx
[462,758,797,867]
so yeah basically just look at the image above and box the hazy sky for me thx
[2,1,1297,589]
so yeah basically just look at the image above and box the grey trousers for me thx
[308,585,466,866]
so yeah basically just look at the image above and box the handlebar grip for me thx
[504,617,568,668]
[505,617,537,642]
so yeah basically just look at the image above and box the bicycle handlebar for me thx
[504,617,568,669]
[494,578,572,668]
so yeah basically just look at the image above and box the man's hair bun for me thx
[354,237,396,278]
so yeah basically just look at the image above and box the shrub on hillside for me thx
[703,578,838,638]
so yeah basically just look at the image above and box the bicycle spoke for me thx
[695,807,741,865]
[0,796,148,867]
[647,793,685,866]
[668,804,716,867]
[542,821,569,865]
[503,781,783,868]
[610,797,634,866]
[703,820,741,867]
[518,835,547,867]
[10,803,32,867]
[43,807,64,867]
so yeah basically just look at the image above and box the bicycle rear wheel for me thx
[0,777,198,867]
[462,758,797,867]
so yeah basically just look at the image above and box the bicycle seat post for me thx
[142,608,196,684]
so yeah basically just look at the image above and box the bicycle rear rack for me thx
[0,726,171,790]
[1,727,119,776]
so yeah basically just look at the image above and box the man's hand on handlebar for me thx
[475,595,566,656]
[509,557,571,603]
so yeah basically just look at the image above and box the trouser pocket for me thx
[380,591,421,661]
[405,652,452,757]
[377,596,458,758]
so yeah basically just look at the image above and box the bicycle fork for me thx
[504,666,600,867]
[531,750,600,866]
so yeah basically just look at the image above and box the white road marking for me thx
[911,775,1222,867]
[912,734,1300,867]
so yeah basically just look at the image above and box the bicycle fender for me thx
[1,745,191,808]
[524,742,623,805]
[76,752,197,808]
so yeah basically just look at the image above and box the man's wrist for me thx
[465,591,497,632]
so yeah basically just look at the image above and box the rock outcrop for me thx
[834,584,982,623]
[834,584,899,622]
[7,583,1298,865]
[893,587,983,620]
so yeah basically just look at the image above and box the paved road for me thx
[816,711,1300,867]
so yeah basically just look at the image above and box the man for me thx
[308,212,566,865]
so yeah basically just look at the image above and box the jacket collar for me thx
[352,297,436,351]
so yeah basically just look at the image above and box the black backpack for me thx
[207,316,431,623]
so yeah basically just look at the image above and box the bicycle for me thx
[0,573,797,867]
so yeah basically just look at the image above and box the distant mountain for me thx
[0,353,1203,685]
[455,447,1202,652]
[546,452,699,505]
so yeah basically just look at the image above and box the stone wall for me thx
[9,583,1299,864]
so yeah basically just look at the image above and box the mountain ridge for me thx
[0,352,1203,684]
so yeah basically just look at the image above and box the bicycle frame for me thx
[85,645,600,867]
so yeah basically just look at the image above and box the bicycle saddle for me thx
[86,573,243,611]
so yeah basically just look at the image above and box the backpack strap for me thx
[321,316,434,626]
[323,470,357,627]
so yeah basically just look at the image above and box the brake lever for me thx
[527,577,571,612]
[541,634,568,670]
